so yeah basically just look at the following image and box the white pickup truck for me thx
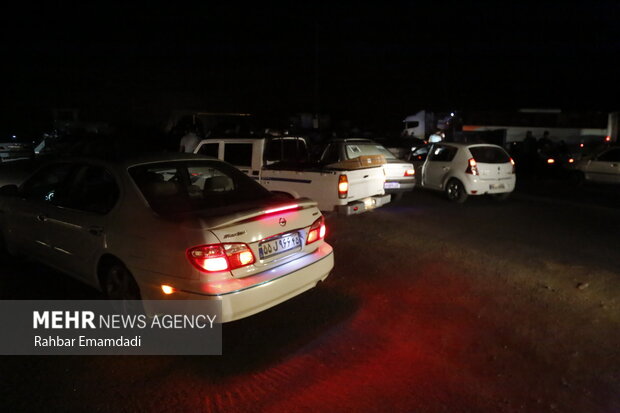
[194,136,391,214]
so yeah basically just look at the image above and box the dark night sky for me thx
[2,1,620,133]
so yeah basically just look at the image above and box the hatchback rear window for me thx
[129,160,273,215]
[469,146,511,163]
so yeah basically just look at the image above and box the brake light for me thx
[510,157,515,173]
[306,216,326,245]
[264,204,299,214]
[404,169,415,177]
[465,158,479,175]
[338,175,348,199]
[187,243,255,273]
[547,158,555,164]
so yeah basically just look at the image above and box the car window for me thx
[264,138,309,164]
[411,146,429,161]
[129,160,273,215]
[428,145,457,162]
[468,146,511,163]
[197,143,219,158]
[597,148,620,162]
[321,144,340,164]
[223,143,253,167]
[20,163,73,203]
[58,166,119,214]
[344,143,396,160]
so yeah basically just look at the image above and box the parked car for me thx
[317,138,416,201]
[0,153,334,322]
[411,143,516,203]
[0,136,35,163]
[569,146,620,184]
[194,136,391,215]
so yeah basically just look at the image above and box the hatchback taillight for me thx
[510,157,515,173]
[338,175,348,199]
[465,158,479,175]
[187,243,255,273]
[306,216,326,245]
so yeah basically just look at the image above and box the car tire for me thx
[445,179,468,203]
[102,262,143,314]
[492,192,510,201]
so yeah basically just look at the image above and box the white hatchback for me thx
[412,143,516,203]
[0,154,334,322]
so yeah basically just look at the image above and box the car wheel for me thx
[102,262,143,314]
[445,179,468,203]
[492,192,510,201]
[569,171,585,186]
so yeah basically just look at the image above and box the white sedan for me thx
[412,143,516,203]
[0,153,334,322]
[570,146,620,184]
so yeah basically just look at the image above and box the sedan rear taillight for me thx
[306,216,326,245]
[404,169,415,177]
[187,243,255,273]
[465,158,479,175]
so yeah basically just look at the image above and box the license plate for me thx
[384,182,400,189]
[259,233,301,259]
[489,183,505,190]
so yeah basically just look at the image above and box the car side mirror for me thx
[0,184,19,197]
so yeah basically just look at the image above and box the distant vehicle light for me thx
[579,143,584,148]
[547,158,555,164]
[510,157,516,173]
[568,158,575,163]
[161,284,175,295]
[605,136,611,142]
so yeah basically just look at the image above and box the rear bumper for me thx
[336,194,391,215]
[465,176,516,194]
[139,243,334,322]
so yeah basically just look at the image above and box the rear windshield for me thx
[129,160,273,215]
[469,146,511,163]
[345,143,396,160]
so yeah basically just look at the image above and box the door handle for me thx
[88,226,104,236]
[36,214,47,222]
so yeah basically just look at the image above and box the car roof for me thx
[329,138,375,143]
[435,142,504,149]
[40,153,221,169]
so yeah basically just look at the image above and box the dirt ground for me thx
[1,188,619,412]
